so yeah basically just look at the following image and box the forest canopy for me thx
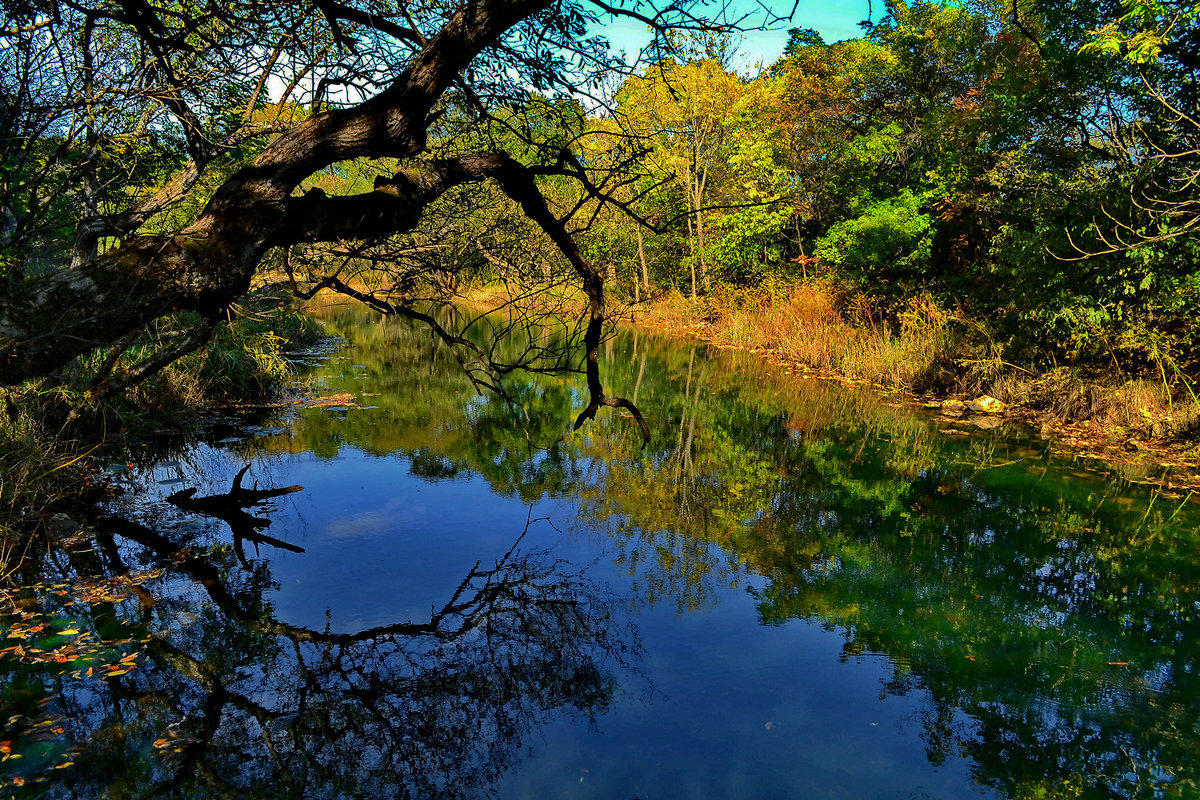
[1,0,1199,415]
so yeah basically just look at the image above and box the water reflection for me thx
[284,305,1200,798]
[19,512,636,799]
[165,463,305,568]
[9,304,1200,799]
[579,335,1200,799]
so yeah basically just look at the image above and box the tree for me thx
[1076,2,1200,268]
[0,0,777,435]
[614,55,745,296]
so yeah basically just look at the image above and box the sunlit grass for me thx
[640,280,958,392]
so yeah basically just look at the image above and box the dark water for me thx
[5,305,1200,799]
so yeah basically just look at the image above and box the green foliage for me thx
[1083,0,1200,64]
[813,192,933,285]
[557,0,1197,390]
[708,200,792,283]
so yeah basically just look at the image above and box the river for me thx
[5,303,1199,799]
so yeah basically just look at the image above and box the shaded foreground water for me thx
[4,305,1200,799]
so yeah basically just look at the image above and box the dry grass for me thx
[634,280,1200,446]
[0,393,93,578]
[634,288,713,330]
[639,281,959,392]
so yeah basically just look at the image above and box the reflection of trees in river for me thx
[28,514,636,799]
[746,468,1200,799]
[279,310,1200,799]
[271,303,586,501]
[584,335,1200,799]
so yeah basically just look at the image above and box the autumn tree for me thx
[614,54,745,296]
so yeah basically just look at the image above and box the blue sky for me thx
[596,0,877,67]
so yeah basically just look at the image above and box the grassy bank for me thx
[636,282,958,392]
[452,278,1200,456]
[630,281,1200,460]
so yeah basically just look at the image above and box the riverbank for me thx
[617,286,1200,493]
[0,291,325,571]
[373,281,1200,492]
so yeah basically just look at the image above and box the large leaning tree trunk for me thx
[0,0,748,438]
[0,0,550,377]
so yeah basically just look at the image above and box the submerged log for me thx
[168,464,304,563]
[168,464,302,512]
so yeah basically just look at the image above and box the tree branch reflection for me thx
[49,515,641,799]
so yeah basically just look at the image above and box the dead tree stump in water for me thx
[168,464,304,564]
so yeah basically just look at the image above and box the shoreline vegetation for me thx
[0,291,324,572]
[4,271,1197,576]
[623,284,1200,489]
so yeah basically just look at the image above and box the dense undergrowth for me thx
[0,299,323,575]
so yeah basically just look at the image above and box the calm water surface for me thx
[8,306,1200,799]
